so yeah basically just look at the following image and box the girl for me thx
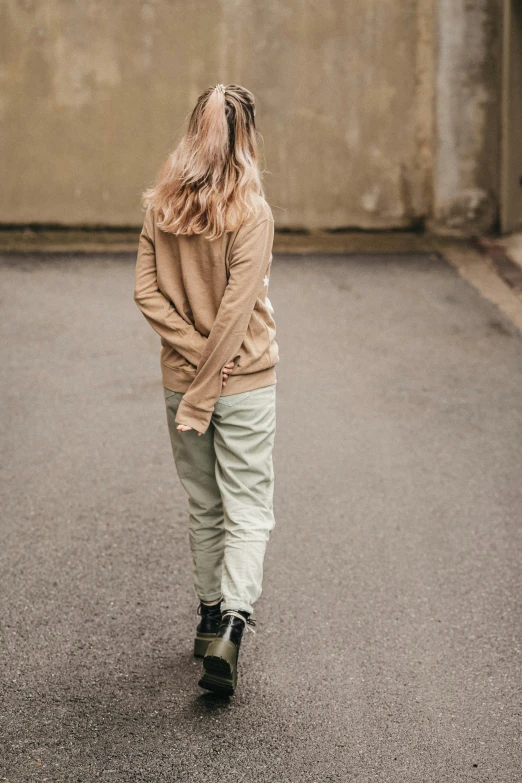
[134,83,279,696]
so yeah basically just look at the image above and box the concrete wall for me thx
[0,0,501,234]
[430,0,502,236]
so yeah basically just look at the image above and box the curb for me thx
[0,229,463,256]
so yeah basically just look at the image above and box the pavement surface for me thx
[0,251,521,783]
[496,232,522,271]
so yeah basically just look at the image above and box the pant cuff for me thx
[221,601,254,615]
[197,592,223,604]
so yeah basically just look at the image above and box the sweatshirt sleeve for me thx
[133,208,208,368]
[174,216,274,434]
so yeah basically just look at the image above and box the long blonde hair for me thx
[142,83,265,240]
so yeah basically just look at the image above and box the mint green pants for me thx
[164,383,277,615]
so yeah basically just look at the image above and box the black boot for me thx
[198,609,255,696]
[194,600,222,658]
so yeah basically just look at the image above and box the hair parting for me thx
[142,83,265,240]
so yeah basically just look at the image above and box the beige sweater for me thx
[134,194,279,434]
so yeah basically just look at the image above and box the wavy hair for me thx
[142,83,265,240]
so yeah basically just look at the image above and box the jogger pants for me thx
[164,383,277,615]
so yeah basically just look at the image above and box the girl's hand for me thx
[177,423,203,436]
[222,359,235,388]
[176,360,235,436]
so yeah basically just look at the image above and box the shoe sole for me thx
[194,632,216,658]
[198,638,237,696]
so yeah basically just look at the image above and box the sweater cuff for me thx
[175,398,211,435]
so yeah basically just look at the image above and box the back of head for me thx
[142,84,265,240]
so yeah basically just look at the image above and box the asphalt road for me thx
[1,251,521,782]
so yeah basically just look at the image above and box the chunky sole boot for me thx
[199,637,238,696]
[198,610,255,696]
[194,600,222,658]
[194,631,217,658]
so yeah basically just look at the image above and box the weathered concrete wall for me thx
[430,0,502,236]
[0,0,501,234]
